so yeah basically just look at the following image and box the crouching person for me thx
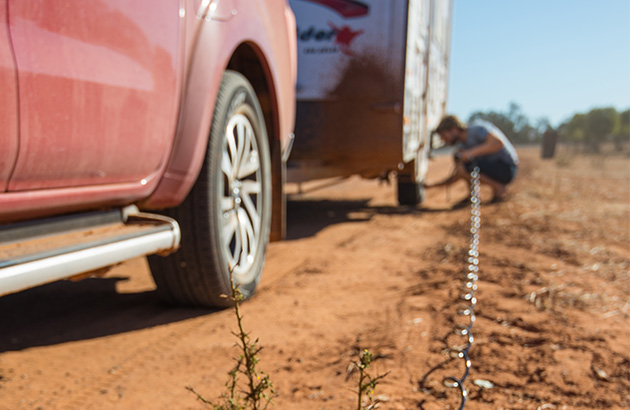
[425,115,519,205]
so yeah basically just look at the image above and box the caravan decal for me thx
[299,0,369,18]
[328,22,364,55]
[298,23,364,56]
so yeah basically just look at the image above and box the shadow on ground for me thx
[286,197,455,240]
[0,277,211,352]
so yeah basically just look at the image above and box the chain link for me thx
[442,166,481,410]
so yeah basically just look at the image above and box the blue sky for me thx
[447,0,630,127]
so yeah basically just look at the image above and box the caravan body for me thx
[288,0,451,203]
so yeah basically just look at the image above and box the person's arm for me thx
[458,132,503,162]
[424,158,463,188]
[424,172,458,188]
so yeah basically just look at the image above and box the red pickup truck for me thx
[0,0,297,308]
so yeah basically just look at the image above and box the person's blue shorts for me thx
[464,157,517,184]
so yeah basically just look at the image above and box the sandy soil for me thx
[1,147,629,410]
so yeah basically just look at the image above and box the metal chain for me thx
[442,166,481,410]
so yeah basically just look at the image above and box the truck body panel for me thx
[7,0,182,192]
[0,0,296,222]
[0,0,19,192]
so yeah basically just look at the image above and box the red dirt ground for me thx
[1,147,629,410]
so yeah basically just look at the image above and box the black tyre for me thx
[397,178,425,205]
[148,70,272,308]
[397,146,429,206]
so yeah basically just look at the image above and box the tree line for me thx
[467,102,629,152]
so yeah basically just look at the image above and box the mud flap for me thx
[270,136,286,242]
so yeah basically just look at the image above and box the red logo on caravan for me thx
[328,22,364,55]
[301,0,369,18]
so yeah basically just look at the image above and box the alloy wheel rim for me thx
[220,113,263,282]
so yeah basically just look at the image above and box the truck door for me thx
[0,0,19,192]
[7,0,181,191]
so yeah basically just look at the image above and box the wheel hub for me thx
[232,180,242,206]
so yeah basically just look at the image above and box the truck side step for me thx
[0,206,180,296]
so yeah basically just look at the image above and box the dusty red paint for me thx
[0,0,296,222]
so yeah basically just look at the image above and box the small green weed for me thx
[353,349,389,410]
[187,268,275,410]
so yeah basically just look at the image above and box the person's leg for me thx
[478,173,506,200]
[433,160,510,204]
[465,158,515,201]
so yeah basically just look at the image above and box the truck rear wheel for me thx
[148,71,272,308]
[397,145,429,206]
[397,177,425,205]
